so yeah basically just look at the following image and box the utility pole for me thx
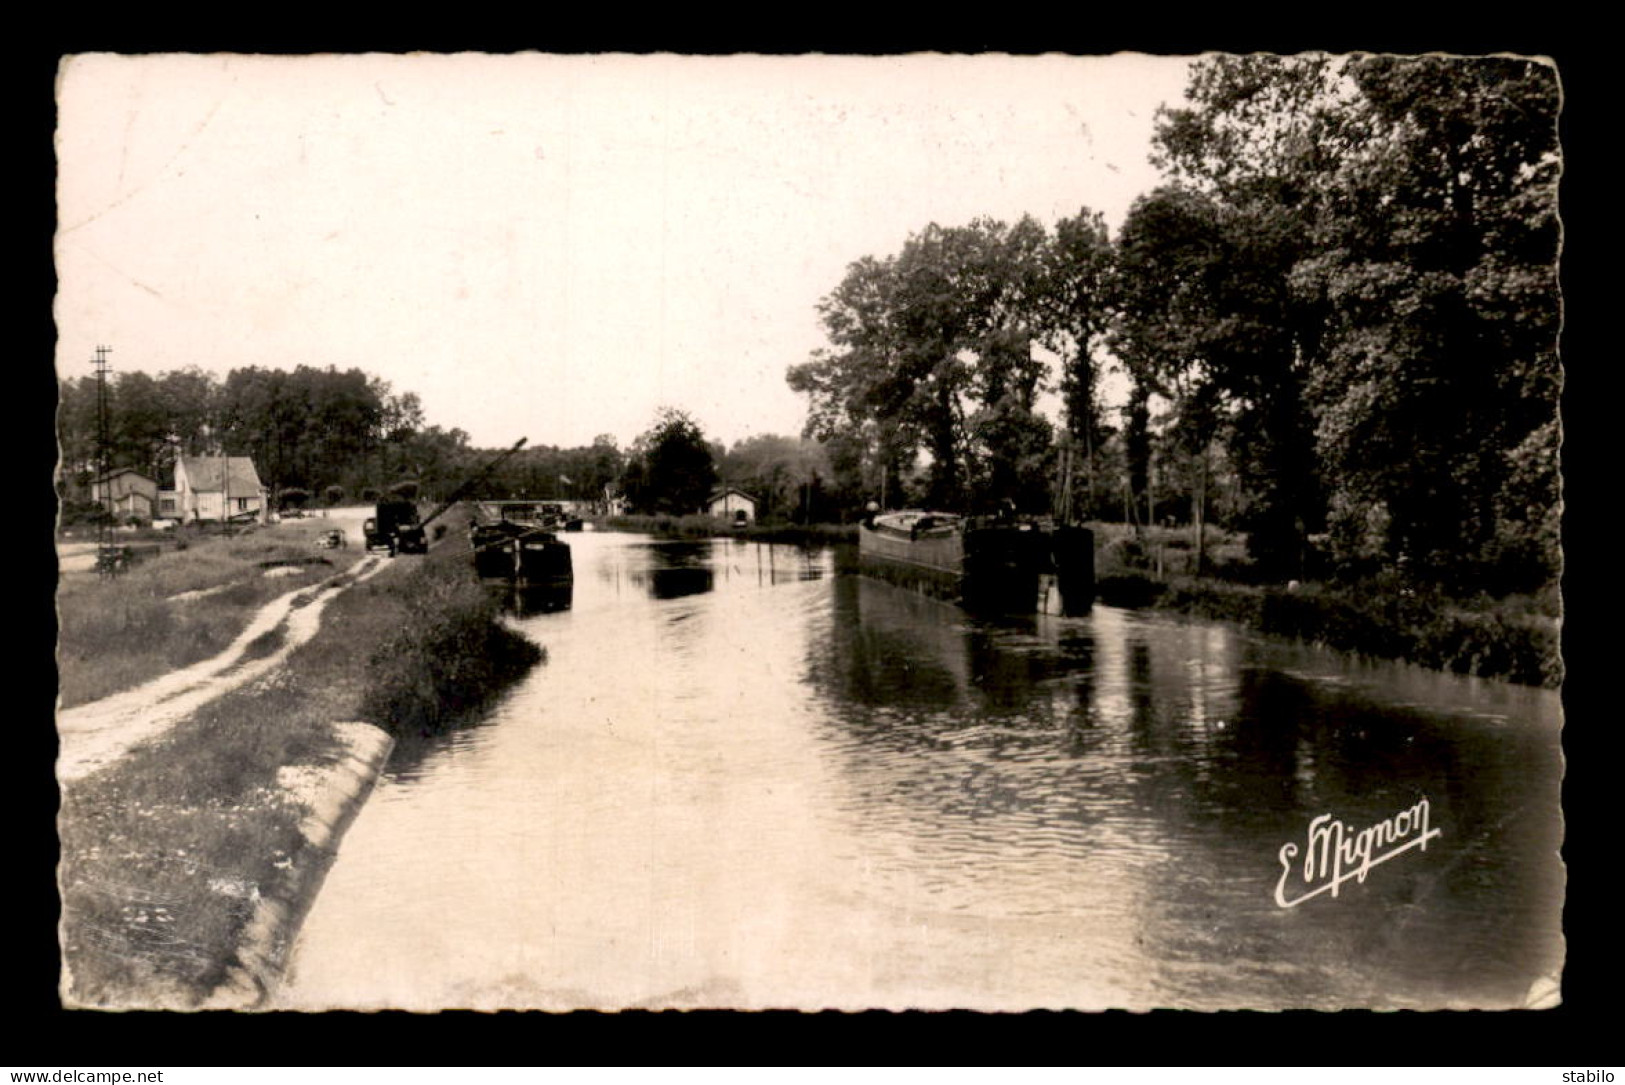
[222,444,230,533]
[91,345,115,568]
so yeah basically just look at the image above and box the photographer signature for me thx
[1275,797,1441,908]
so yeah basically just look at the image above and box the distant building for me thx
[90,468,158,521]
[706,487,756,524]
[173,456,268,523]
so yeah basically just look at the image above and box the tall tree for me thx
[1296,56,1561,591]
[625,408,718,515]
[1140,53,1561,593]
[791,216,1059,512]
[1037,208,1115,516]
[1145,55,1348,577]
[157,367,217,460]
[109,371,174,481]
[56,376,100,484]
[396,424,472,502]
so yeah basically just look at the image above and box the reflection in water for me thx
[810,578,1561,1009]
[617,540,830,599]
[281,533,1563,1011]
[636,565,716,599]
[490,580,574,617]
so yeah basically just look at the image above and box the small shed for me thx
[706,487,757,524]
[91,468,158,521]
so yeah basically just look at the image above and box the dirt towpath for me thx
[57,554,391,784]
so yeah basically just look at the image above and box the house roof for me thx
[95,467,155,484]
[708,487,755,502]
[179,456,264,494]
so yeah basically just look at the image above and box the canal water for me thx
[277,532,1564,1011]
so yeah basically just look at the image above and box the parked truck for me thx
[363,497,427,556]
[362,437,530,558]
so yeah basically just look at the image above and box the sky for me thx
[55,52,1196,452]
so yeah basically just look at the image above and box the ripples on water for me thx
[280,534,1563,1012]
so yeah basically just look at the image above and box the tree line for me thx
[57,364,474,510]
[55,362,830,526]
[56,360,652,517]
[789,54,1561,597]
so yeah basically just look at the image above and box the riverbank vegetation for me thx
[1092,523,1561,688]
[601,512,856,545]
[56,518,364,709]
[786,55,1560,682]
[355,559,545,740]
[58,538,542,1007]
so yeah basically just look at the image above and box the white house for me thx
[706,487,756,524]
[172,456,268,523]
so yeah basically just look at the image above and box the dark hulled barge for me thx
[469,502,574,588]
[857,510,1093,615]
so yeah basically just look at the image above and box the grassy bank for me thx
[600,513,855,544]
[56,519,364,709]
[58,540,543,1008]
[1089,523,1561,688]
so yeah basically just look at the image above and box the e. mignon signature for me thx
[1274,797,1442,909]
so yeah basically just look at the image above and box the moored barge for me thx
[469,502,574,587]
[857,510,1093,615]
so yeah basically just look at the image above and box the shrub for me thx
[603,513,723,538]
[358,563,543,736]
[1094,535,1150,579]
[278,487,312,511]
[60,499,113,530]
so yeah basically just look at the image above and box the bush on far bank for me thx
[1095,565,1560,688]
[601,513,856,544]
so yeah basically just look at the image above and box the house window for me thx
[237,497,251,512]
